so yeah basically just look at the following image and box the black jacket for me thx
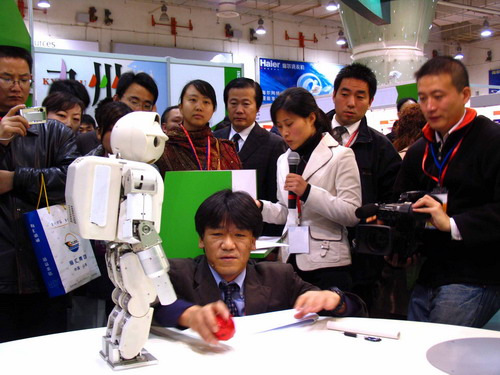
[394,112,500,287]
[326,110,401,205]
[0,119,79,294]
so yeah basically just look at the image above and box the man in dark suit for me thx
[154,190,366,344]
[214,78,287,236]
[325,63,401,315]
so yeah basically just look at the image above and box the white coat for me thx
[261,133,361,271]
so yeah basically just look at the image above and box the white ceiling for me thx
[151,0,500,44]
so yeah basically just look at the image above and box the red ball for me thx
[214,315,235,341]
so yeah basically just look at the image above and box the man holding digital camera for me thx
[394,56,500,328]
[0,45,80,342]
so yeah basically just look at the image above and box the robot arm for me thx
[66,111,176,369]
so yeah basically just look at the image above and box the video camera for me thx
[354,191,432,259]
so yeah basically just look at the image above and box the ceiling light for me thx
[326,1,339,11]
[217,1,239,18]
[454,46,464,60]
[159,2,169,22]
[256,18,266,35]
[336,30,347,45]
[37,0,51,8]
[481,19,492,37]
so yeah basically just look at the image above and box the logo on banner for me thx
[43,59,123,106]
[297,73,322,95]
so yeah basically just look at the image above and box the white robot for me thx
[65,111,176,370]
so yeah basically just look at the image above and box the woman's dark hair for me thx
[179,79,217,111]
[396,97,417,113]
[48,79,90,110]
[270,87,331,134]
[195,189,263,239]
[393,103,426,152]
[94,99,132,137]
[42,91,84,115]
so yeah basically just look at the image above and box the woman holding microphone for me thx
[258,87,361,291]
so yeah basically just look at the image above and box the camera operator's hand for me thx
[412,194,451,232]
[384,253,419,268]
[0,104,30,145]
[284,173,308,197]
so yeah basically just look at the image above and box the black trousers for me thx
[0,293,69,343]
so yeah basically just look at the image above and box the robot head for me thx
[111,111,168,163]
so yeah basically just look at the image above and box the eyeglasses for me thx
[0,77,33,88]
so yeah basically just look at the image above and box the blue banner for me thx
[258,57,344,104]
[489,69,500,94]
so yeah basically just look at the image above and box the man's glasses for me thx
[0,77,33,88]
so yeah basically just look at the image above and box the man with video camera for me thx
[0,45,79,342]
[393,56,500,328]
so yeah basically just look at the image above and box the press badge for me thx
[288,225,310,254]
[426,187,448,229]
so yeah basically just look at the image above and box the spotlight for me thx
[454,46,464,60]
[256,17,266,35]
[481,19,493,38]
[37,0,51,8]
[326,1,339,11]
[159,2,169,22]
[336,30,347,46]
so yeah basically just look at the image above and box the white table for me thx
[1,317,499,374]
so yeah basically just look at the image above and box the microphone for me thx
[355,203,380,219]
[287,152,300,209]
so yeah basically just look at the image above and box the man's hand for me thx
[0,104,30,145]
[177,301,230,345]
[284,173,308,197]
[412,194,451,232]
[0,170,14,195]
[384,253,420,268]
[293,290,341,319]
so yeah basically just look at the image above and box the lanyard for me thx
[181,125,211,170]
[345,129,359,148]
[421,135,465,186]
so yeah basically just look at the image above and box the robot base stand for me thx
[100,337,158,371]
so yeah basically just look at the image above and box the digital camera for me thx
[20,106,47,125]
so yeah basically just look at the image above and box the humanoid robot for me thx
[65,111,176,370]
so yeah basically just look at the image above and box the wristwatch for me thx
[330,287,346,314]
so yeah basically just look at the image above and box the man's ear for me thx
[250,237,256,251]
[112,94,119,102]
[461,86,472,104]
[198,237,204,249]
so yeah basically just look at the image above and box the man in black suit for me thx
[214,78,287,236]
[325,63,401,315]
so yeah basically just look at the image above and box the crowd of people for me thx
[1,43,499,344]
